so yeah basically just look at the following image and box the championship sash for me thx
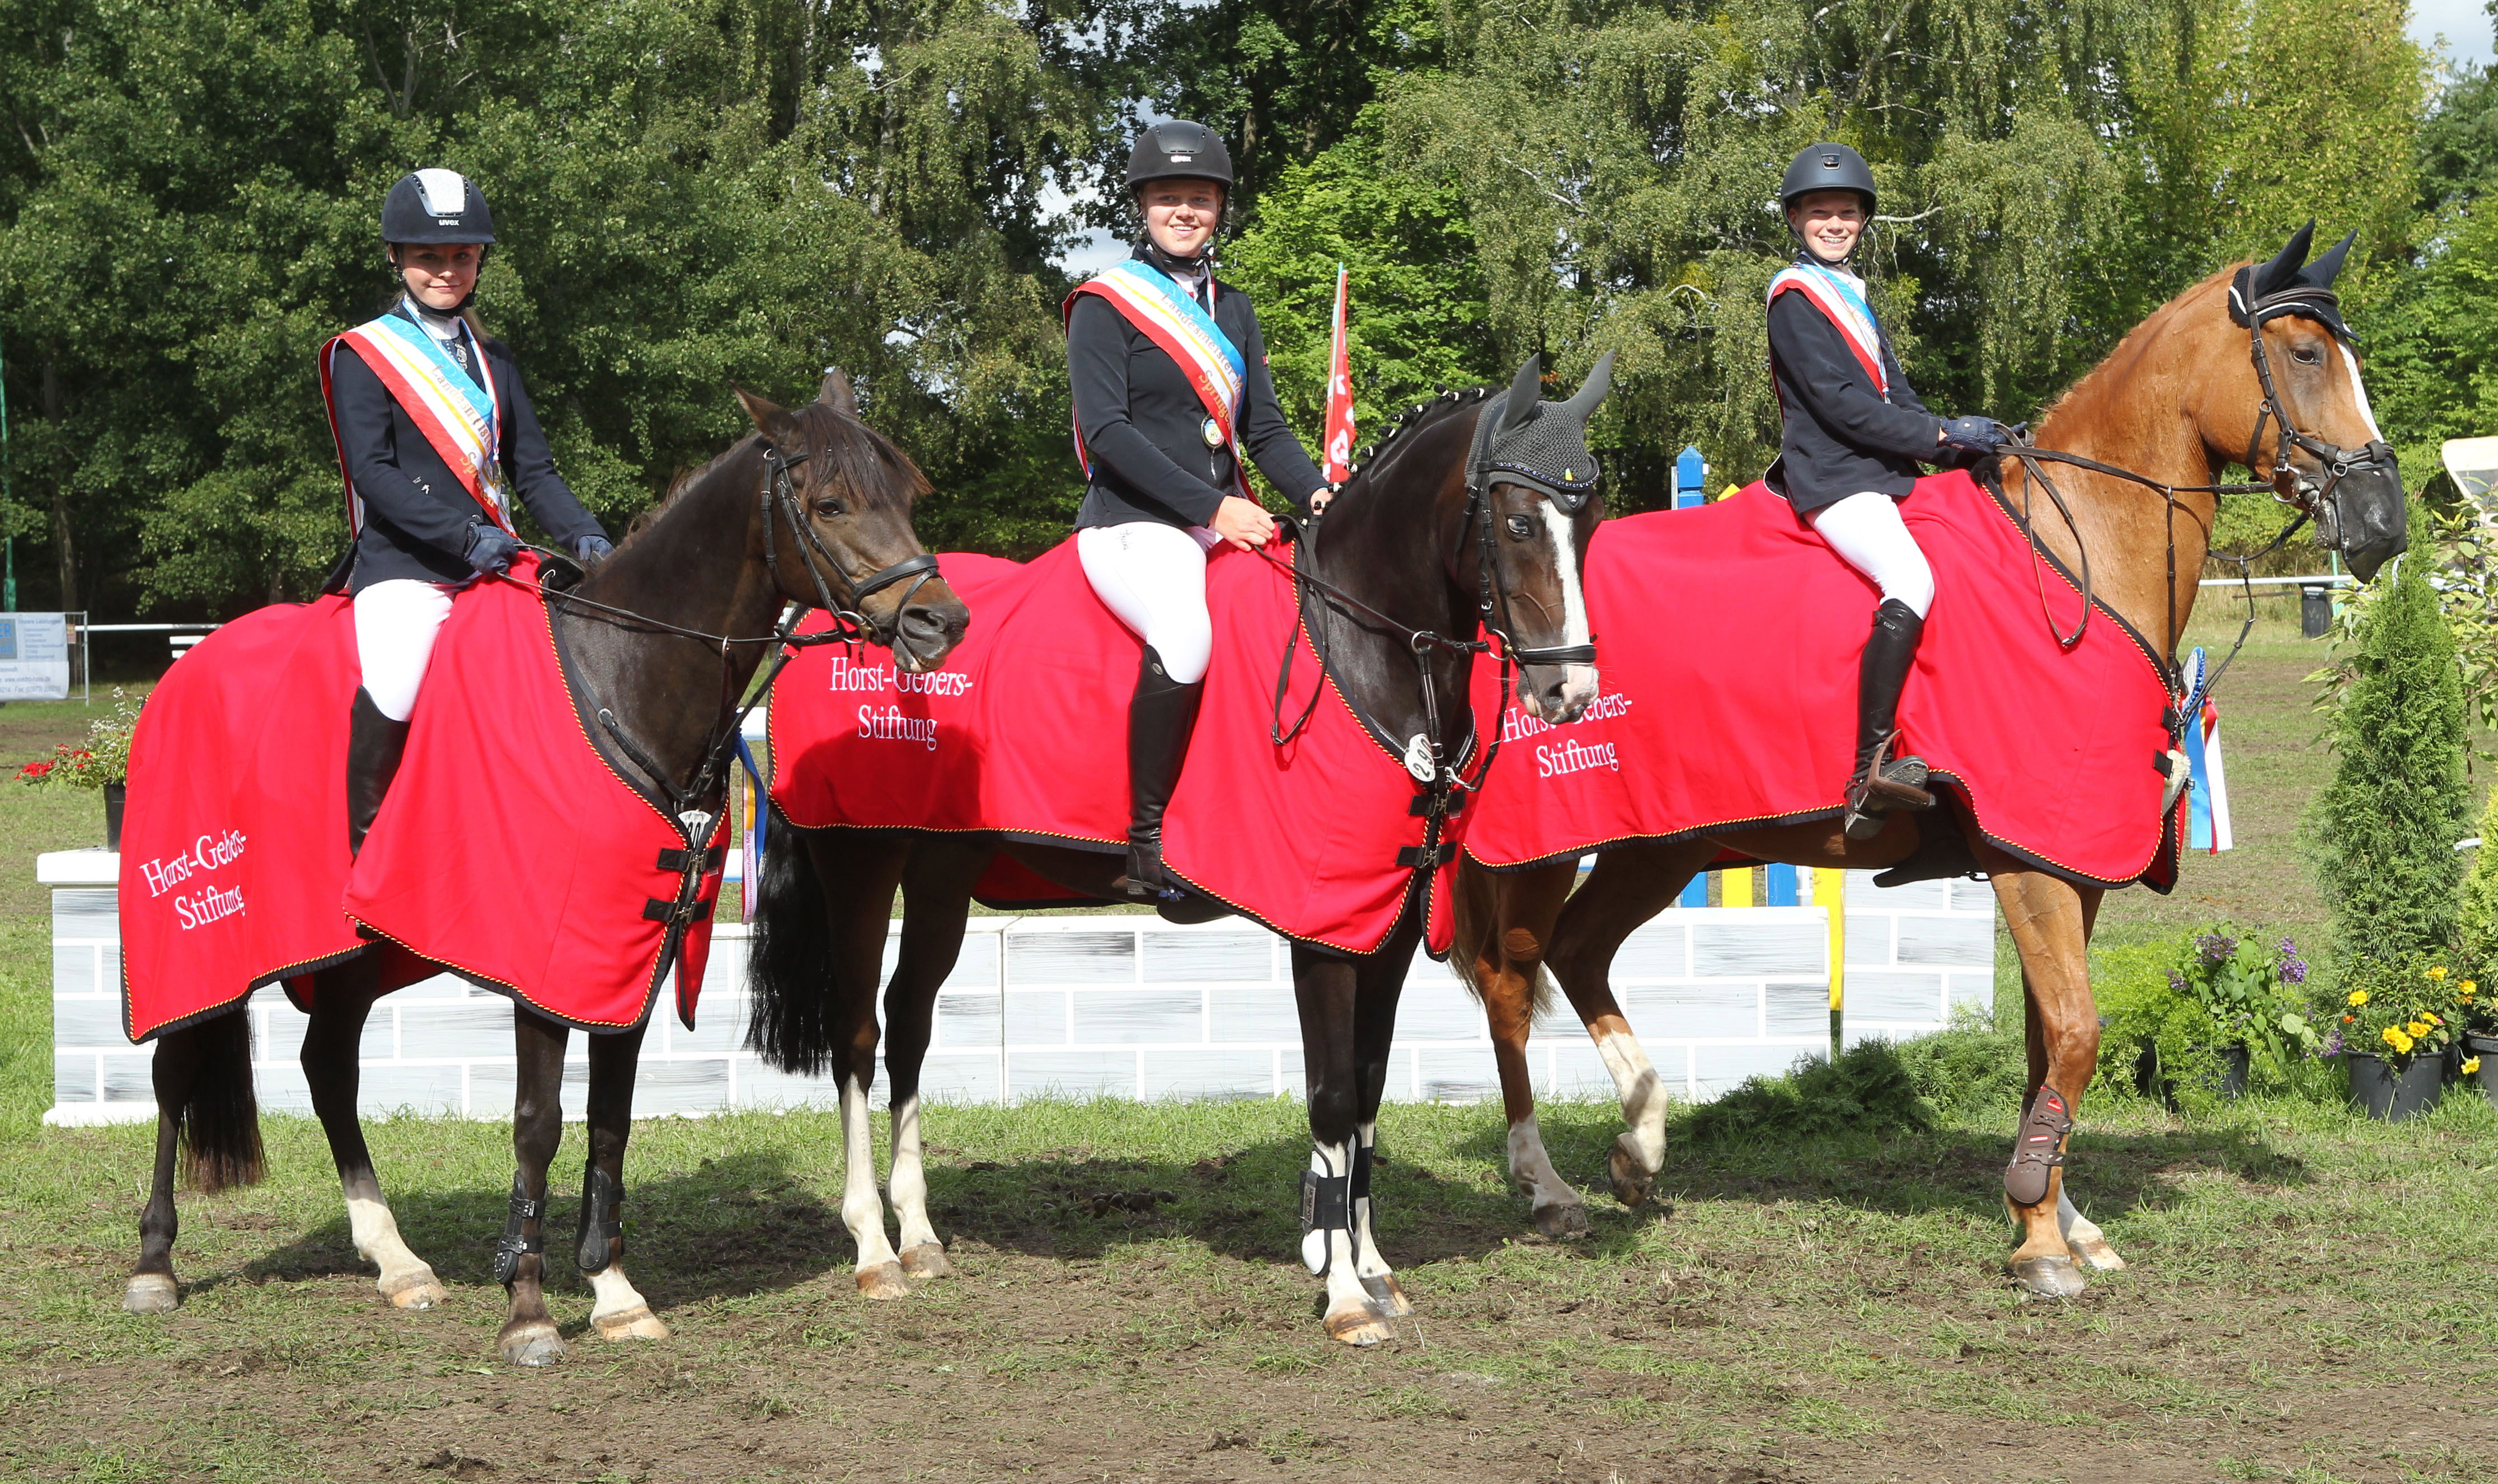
[320,307,513,536]
[1064,259,1253,499]
[1768,261,1889,399]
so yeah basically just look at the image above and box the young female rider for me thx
[322,169,613,854]
[1765,143,2008,840]
[1065,121,1333,898]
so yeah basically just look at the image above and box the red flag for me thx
[1322,264,1355,483]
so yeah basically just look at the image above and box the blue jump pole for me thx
[1674,445,1707,510]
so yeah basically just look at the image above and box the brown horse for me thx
[123,373,969,1365]
[1450,226,2405,1297]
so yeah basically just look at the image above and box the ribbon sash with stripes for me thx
[1064,259,1252,497]
[320,310,513,536]
[1768,261,1889,399]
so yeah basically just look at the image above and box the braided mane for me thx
[1336,384,1497,492]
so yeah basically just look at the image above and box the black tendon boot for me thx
[346,687,412,858]
[1117,646,1206,899]
[1840,599,1935,841]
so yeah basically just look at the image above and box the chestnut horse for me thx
[746,356,1609,1344]
[123,374,969,1365]
[1450,226,2405,1297]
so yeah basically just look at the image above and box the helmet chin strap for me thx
[1138,231,1216,277]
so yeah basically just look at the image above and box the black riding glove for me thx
[464,524,522,576]
[1940,416,2012,454]
[573,534,615,567]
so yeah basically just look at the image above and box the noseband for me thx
[2233,284,2398,550]
[757,436,941,643]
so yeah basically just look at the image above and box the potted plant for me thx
[2103,929,2319,1106]
[24,689,142,848]
[2330,954,2459,1121]
[2454,972,2498,1110]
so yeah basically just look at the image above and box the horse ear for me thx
[817,368,859,417]
[1557,350,1616,422]
[1501,354,1543,429]
[2253,220,2316,295]
[2303,229,2358,289]
[734,386,800,443]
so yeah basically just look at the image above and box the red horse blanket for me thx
[770,540,1466,956]
[120,556,725,1042]
[1462,471,2182,888]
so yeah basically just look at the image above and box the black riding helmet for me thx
[382,168,496,246]
[1127,121,1232,273]
[1779,143,1877,216]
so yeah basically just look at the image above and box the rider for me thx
[1765,143,2008,840]
[1064,121,1333,898]
[322,168,614,856]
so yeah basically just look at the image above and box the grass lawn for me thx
[4,599,2495,1482]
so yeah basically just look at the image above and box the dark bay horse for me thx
[1451,226,2405,1296]
[124,373,969,1365]
[746,355,1611,1344]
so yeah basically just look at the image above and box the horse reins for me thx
[1993,281,2394,724]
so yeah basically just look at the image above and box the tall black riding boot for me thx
[346,687,412,858]
[1840,598,1935,841]
[1118,646,1205,900]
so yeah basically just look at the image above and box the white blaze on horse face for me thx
[2338,345,2385,444]
[889,1093,941,1255]
[839,1075,903,1274]
[1534,501,1600,717]
[1505,1113,1582,1219]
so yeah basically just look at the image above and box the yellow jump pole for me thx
[1816,867,1846,1059]
[1721,865,1754,908]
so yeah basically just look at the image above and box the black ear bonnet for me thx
[2228,220,2357,343]
[1467,352,1616,513]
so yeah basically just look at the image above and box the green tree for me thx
[2311,518,2471,961]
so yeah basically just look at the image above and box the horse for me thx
[122,372,970,1367]
[744,354,1612,1344]
[1448,224,2406,1297]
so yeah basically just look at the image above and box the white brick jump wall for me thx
[46,861,1997,1125]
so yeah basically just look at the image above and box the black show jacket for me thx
[1764,285,1947,516]
[328,317,606,594]
[1067,251,1327,531]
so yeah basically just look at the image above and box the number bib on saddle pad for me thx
[768,539,1471,956]
[119,556,726,1042]
[1459,469,2184,889]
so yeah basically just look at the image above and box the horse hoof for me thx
[1533,1201,1591,1239]
[2011,1253,2087,1299]
[592,1304,670,1341]
[382,1270,447,1310]
[855,1262,909,1301]
[123,1274,180,1316]
[1607,1139,1655,1208]
[899,1243,953,1279]
[1360,1274,1415,1318]
[1325,1305,1393,1346]
[500,1322,567,1367]
[2069,1236,2127,1272]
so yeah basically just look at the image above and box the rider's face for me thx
[395,242,481,311]
[1142,181,1225,260]
[1787,191,1867,265]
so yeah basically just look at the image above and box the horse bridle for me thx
[757,436,942,644]
[1995,283,2395,718]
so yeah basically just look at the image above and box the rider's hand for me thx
[1939,416,2012,454]
[1308,484,1337,514]
[573,534,615,567]
[1210,494,1277,550]
[464,524,522,575]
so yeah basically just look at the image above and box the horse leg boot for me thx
[1117,646,1204,900]
[1840,599,1935,840]
[346,688,410,858]
[498,1010,569,1366]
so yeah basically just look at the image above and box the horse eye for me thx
[1505,514,1534,539]
[814,497,847,518]
[2292,346,2323,366]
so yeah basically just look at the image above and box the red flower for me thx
[16,760,53,780]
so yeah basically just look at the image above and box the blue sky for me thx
[2413,0,2494,70]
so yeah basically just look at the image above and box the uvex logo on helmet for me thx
[381,168,497,246]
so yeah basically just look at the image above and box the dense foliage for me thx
[0,0,2482,619]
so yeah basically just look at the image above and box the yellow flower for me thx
[2430,966,2449,980]
[2426,1013,2444,1026]
[2466,980,2480,994]
[2384,1027,2416,1054]
[2408,1020,2432,1039]
[2467,1057,2484,1075]
[2349,989,2370,1007]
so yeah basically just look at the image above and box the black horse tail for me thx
[175,1009,264,1193]
[745,806,841,1075]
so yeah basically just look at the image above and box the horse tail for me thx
[745,807,841,1075]
[175,1009,264,1193]
[1445,863,1556,1020]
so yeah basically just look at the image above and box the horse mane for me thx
[1337,384,1498,492]
[2034,263,2238,433]
[621,401,932,552]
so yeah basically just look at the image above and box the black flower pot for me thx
[2132,1040,2248,1107]
[2210,1043,2250,1100]
[104,781,126,852]
[2466,1033,2498,1111]
[2348,1051,2444,1122]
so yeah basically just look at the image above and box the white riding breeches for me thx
[353,579,457,722]
[1810,491,1935,619]
[1077,521,1223,685]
